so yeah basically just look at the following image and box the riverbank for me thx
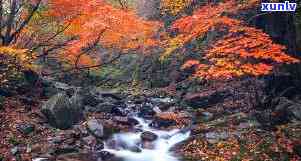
[0,79,301,161]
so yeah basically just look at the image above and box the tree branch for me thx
[43,53,124,76]
[9,0,42,45]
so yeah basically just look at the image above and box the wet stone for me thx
[16,123,35,135]
[141,131,158,142]
[87,119,104,138]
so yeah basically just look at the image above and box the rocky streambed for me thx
[3,79,301,161]
[101,117,190,161]
[28,81,193,161]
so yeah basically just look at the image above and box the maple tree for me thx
[0,0,74,75]
[48,0,161,67]
[160,0,193,15]
[0,0,43,46]
[163,0,299,80]
[0,46,36,86]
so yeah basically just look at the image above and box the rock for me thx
[151,119,176,128]
[41,92,83,129]
[131,96,147,104]
[150,97,175,111]
[49,136,64,144]
[128,117,140,126]
[199,112,214,122]
[54,82,74,91]
[111,106,128,116]
[128,145,142,153]
[73,125,89,137]
[16,123,35,135]
[41,80,59,98]
[98,151,122,161]
[11,147,19,155]
[113,116,139,126]
[41,78,76,98]
[141,131,158,142]
[205,132,229,144]
[82,89,104,107]
[238,120,260,129]
[50,145,79,156]
[150,98,174,104]
[86,119,104,138]
[184,90,230,108]
[56,153,99,161]
[138,104,156,118]
[85,102,115,113]
[100,91,123,101]
[81,136,97,146]
[113,116,129,125]
[94,143,105,151]
[91,88,123,101]
[102,122,121,139]
[141,141,154,149]
[151,112,186,128]
[288,103,301,121]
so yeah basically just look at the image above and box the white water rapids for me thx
[102,117,191,161]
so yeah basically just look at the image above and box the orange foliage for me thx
[156,112,191,128]
[49,0,161,67]
[168,0,299,79]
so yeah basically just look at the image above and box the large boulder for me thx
[183,89,230,108]
[41,92,83,129]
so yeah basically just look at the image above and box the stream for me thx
[101,117,191,161]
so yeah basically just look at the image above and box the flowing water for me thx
[102,117,191,161]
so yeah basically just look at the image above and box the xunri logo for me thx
[261,1,297,12]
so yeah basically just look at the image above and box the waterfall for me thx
[102,117,190,161]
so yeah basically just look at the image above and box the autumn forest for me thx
[1,0,301,161]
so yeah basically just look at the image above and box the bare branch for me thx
[43,52,124,76]
[9,0,42,44]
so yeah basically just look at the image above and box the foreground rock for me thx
[41,92,83,129]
